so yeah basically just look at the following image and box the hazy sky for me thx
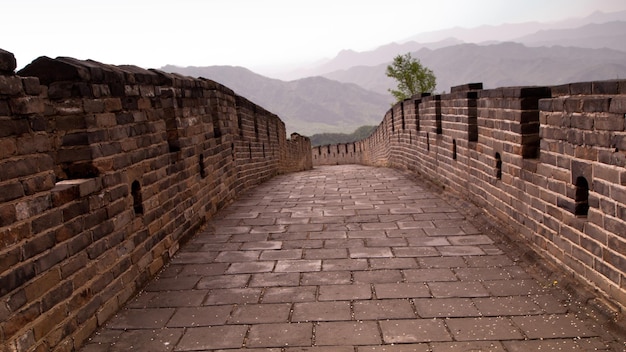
[2,0,626,75]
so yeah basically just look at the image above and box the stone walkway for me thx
[80,165,624,351]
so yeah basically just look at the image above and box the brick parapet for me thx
[314,80,626,310]
[0,49,311,352]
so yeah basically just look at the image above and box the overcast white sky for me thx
[2,0,626,75]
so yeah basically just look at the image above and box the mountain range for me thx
[163,10,626,136]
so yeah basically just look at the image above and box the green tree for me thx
[386,53,436,102]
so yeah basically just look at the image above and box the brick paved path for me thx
[81,165,624,351]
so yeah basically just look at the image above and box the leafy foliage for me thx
[386,53,436,102]
[309,125,377,147]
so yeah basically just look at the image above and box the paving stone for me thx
[418,256,467,268]
[318,284,372,301]
[282,239,324,249]
[249,272,301,287]
[429,341,506,351]
[231,233,270,242]
[322,258,368,271]
[175,325,247,350]
[379,214,414,223]
[198,242,242,251]
[368,258,418,269]
[353,299,416,320]
[397,220,435,229]
[106,308,175,329]
[204,288,261,305]
[446,317,525,341]
[228,303,292,324]
[315,321,382,345]
[260,249,303,260]
[437,245,485,256]
[304,248,348,259]
[386,228,427,237]
[424,227,467,236]
[213,225,252,234]
[197,274,250,289]
[167,305,232,327]
[301,271,351,285]
[246,323,313,348]
[85,328,184,352]
[285,347,353,352]
[324,238,365,248]
[510,314,596,339]
[275,259,322,272]
[347,230,388,239]
[357,345,430,352]
[379,319,452,343]
[292,301,352,322]
[482,279,545,296]
[127,290,208,308]
[214,250,261,262]
[473,296,544,316]
[262,286,317,303]
[310,231,347,239]
[502,339,585,351]
[403,268,458,282]
[465,255,514,267]
[453,267,512,281]
[226,261,275,274]
[374,282,431,299]
[393,246,440,257]
[178,263,229,276]
[353,269,403,283]
[366,237,408,247]
[447,235,494,246]
[413,298,481,318]
[428,282,490,298]
[241,241,283,250]
[250,225,288,234]
[407,237,450,246]
[144,276,201,291]
[532,294,569,314]
[284,224,325,232]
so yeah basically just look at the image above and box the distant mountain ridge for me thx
[322,42,626,95]
[514,21,626,52]
[162,65,390,136]
[162,10,626,136]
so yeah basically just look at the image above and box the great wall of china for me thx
[1,45,626,351]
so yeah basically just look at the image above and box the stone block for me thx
[0,181,24,202]
[21,172,56,195]
[609,96,626,114]
[56,147,92,163]
[0,75,24,95]
[9,96,44,115]
[582,97,610,113]
[570,114,593,130]
[592,80,620,94]
[0,262,36,296]
[0,48,17,74]
[571,160,592,184]
[569,81,593,95]
[18,56,91,85]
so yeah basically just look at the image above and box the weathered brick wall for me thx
[0,49,311,352]
[315,80,626,309]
